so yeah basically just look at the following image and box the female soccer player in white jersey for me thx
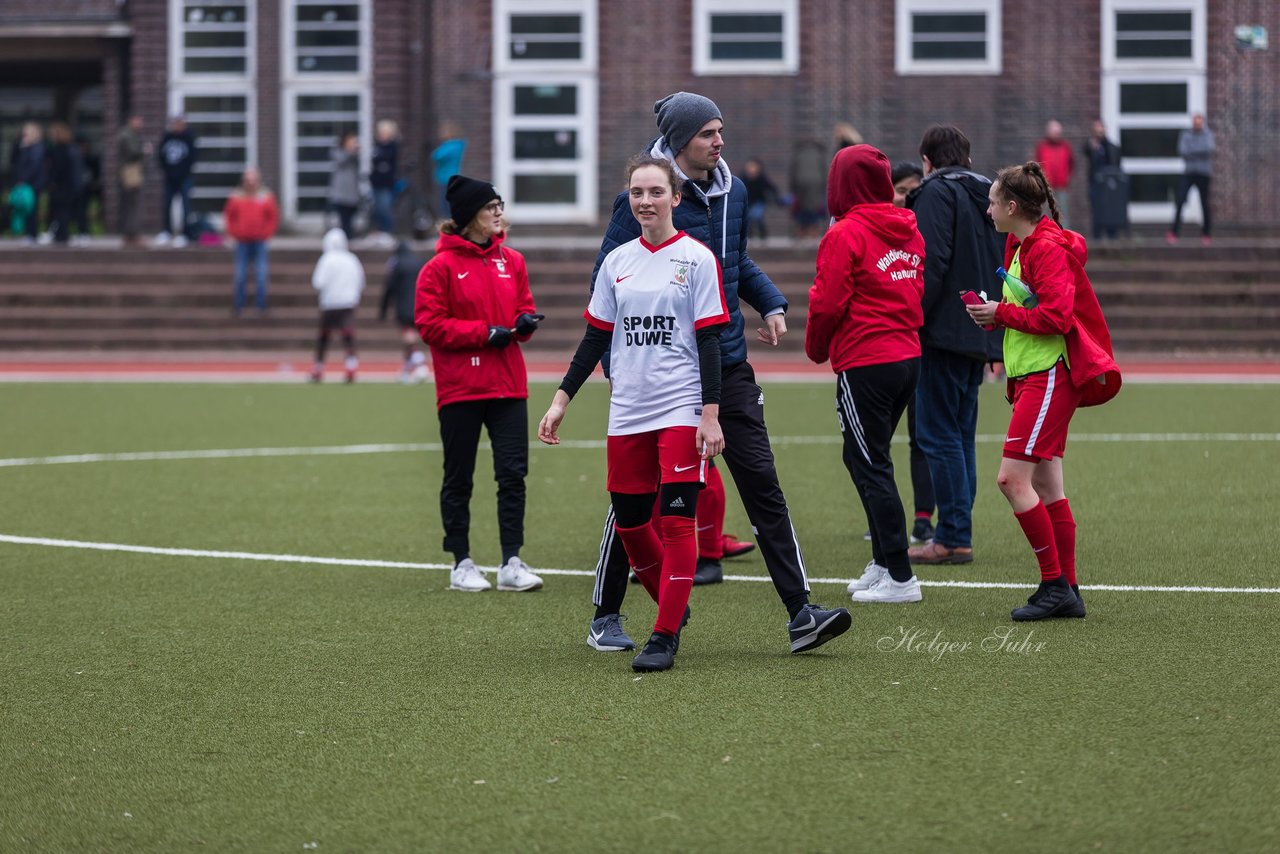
[539,155,729,672]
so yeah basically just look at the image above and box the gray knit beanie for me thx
[653,92,722,155]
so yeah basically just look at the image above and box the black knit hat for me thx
[446,174,500,229]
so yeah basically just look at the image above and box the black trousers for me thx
[592,359,811,615]
[1171,174,1211,237]
[438,398,528,558]
[836,358,919,581]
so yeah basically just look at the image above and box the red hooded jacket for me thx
[415,231,536,409]
[806,145,925,372]
[995,218,1121,406]
[223,190,279,242]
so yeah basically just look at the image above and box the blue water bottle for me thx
[996,266,1038,308]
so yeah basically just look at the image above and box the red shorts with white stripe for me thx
[1003,360,1082,462]
[606,426,705,494]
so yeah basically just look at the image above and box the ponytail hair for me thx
[994,160,1061,225]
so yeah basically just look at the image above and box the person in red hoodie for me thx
[805,144,927,605]
[415,175,545,595]
[966,161,1122,621]
[1034,121,1075,228]
[223,167,278,316]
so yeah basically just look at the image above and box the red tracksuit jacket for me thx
[806,146,925,372]
[415,231,536,410]
[996,218,1121,407]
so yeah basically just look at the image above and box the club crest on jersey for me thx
[495,258,507,274]
[673,264,689,285]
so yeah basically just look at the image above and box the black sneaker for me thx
[1056,584,1087,619]
[788,603,853,653]
[910,517,935,545]
[1011,579,1081,621]
[631,632,678,672]
[693,558,723,586]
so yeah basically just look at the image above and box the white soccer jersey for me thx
[587,232,729,435]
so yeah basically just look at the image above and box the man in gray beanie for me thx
[580,91,853,658]
[654,91,723,156]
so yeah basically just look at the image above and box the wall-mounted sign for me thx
[1235,25,1268,51]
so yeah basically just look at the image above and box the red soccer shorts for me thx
[1003,360,1082,462]
[606,426,705,494]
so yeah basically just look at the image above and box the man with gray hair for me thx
[1167,112,1215,245]
[583,91,852,657]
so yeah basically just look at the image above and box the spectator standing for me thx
[742,157,781,240]
[381,240,429,383]
[310,227,365,383]
[833,122,864,150]
[223,167,279,316]
[117,115,147,246]
[327,131,361,239]
[430,121,466,219]
[43,123,82,246]
[72,134,99,244]
[904,125,1003,567]
[157,115,196,247]
[1034,120,1075,227]
[414,175,544,594]
[1083,120,1123,240]
[9,122,46,244]
[370,119,399,244]
[1167,113,1215,245]
[789,137,827,238]
[805,145,926,605]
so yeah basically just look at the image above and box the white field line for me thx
[1,432,1276,469]
[1,533,1278,595]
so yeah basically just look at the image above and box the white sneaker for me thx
[449,558,491,592]
[154,231,172,246]
[497,557,543,592]
[851,574,922,603]
[172,235,189,248]
[37,231,53,245]
[848,560,888,594]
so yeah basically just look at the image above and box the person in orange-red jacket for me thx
[223,167,278,315]
[415,175,544,594]
[805,144,927,605]
[966,160,1121,622]
[1034,120,1075,227]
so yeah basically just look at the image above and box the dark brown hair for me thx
[919,125,971,169]
[625,154,681,196]
[994,161,1061,225]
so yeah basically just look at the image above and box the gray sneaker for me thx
[587,613,636,652]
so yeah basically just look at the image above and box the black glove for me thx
[514,312,545,336]
[486,326,513,348]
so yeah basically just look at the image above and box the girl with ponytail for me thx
[965,160,1121,621]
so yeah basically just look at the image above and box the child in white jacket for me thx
[311,227,366,382]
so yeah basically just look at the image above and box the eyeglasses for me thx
[484,201,505,214]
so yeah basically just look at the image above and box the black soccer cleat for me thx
[631,632,679,672]
[1012,579,1082,621]
[693,558,723,585]
[788,603,852,653]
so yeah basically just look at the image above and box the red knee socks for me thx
[656,515,697,637]
[1014,501,1061,582]
[697,465,726,560]
[1045,498,1077,586]
[616,523,664,603]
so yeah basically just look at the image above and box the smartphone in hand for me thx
[961,290,995,331]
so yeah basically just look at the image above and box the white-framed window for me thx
[171,91,256,215]
[493,0,597,74]
[895,0,1001,76]
[171,0,254,78]
[280,0,372,221]
[169,1,255,221]
[492,0,598,223]
[1101,0,1206,223]
[692,0,799,76]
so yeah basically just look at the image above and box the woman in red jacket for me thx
[805,144,927,604]
[223,167,279,316]
[966,161,1121,621]
[415,175,545,594]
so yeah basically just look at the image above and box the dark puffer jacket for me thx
[590,138,787,369]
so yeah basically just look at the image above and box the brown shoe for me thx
[908,541,974,565]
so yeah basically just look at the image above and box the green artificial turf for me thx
[1,381,1277,852]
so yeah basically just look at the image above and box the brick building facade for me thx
[3,0,1277,234]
